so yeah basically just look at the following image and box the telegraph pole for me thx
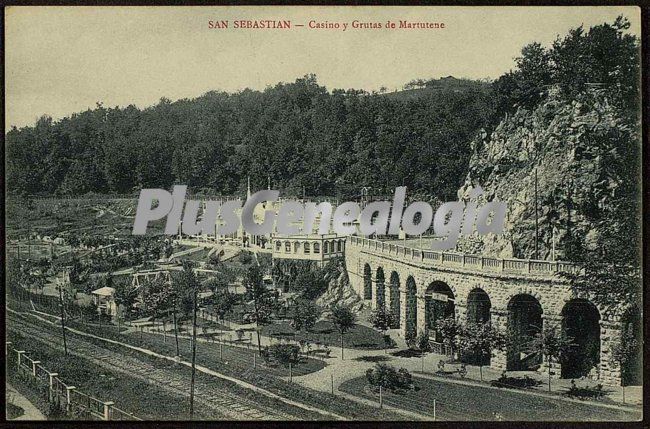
[58,270,68,356]
[189,273,198,420]
[534,167,539,260]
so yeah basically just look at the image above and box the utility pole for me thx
[189,274,198,420]
[534,167,539,260]
[190,252,221,419]
[58,270,68,356]
[566,179,573,260]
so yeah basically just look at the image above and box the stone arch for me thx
[507,294,543,371]
[275,240,281,251]
[363,263,372,300]
[375,267,385,309]
[337,240,343,252]
[293,241,300,253]
[304,242,311,254]
[467,288,491,325]
[560,298,600,379]
[463,288,494,366]
[323,241,329,254]
[405,276,417,339]
[284,241,291,252]
[499,288,546,314]
[313,242,320,254]
[389,271,401,328]
[425,281,455,342]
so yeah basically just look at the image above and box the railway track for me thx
[8,312,305,421]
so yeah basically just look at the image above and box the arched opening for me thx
[425,281,455,343]
[323,242,329,254]
[507,294,543,371]
[284,241,291,252]
[465,288,492,365]
[313,242,320,254]
[389,271,401,328]
[561,299,600,379]
[275,241,281,251]
[467,288,491,324]
[405,276,417,338]
[293,241,300,253]
[363,263,372,300]
[618,306,642,385]
[337,241,342,252]
[375,267,385,309]
[304,242,311,254]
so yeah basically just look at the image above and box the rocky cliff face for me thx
[457,87,637,261]
[316,260,364,313]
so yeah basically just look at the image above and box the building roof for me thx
[91,286,115,297]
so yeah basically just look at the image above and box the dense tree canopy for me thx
[6,75,494,201]
[6,17,639,209]
[493,16,639,119]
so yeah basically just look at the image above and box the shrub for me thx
[365,363,414,393]
[368,308,395,333]
[238,252,253,265]
[563,380,606,400]
[268,343,300,366]
[404,330,417,349]
[383,334,396,349]
[490,372,542,389]
[416,331,431,352]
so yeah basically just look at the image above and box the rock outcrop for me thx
[457,86,638,261]
[316,260,364,313]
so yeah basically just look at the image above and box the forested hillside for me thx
[6,17,638,206]
[6,76,494,200]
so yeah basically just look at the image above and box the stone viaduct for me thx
[345,236,633,385]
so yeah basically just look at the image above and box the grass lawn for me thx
[262,320,389,350]
[179,248,212,262]
[104,330,406,420]
[124,330,327,377]
[6,198,138,239]
[339,376,641,421]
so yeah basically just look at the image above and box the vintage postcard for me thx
[4,5,644,423]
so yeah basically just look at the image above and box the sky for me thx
[5,6,641,131]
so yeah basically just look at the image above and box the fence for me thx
[152,311,333,360]
[350,236,581,277]
[6,342,141,421]
[430,341,453,357]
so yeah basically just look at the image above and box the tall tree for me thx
[291,299,321,332]
[368,307,396,353]
[244,265,276,356]
[171,263,201,420]
[531,325,573,392]
[112,275,138,327]
[329,304,357,360]
[459,322,507,381]
[143,276,180,356]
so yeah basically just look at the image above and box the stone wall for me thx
[345,239,625,386]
